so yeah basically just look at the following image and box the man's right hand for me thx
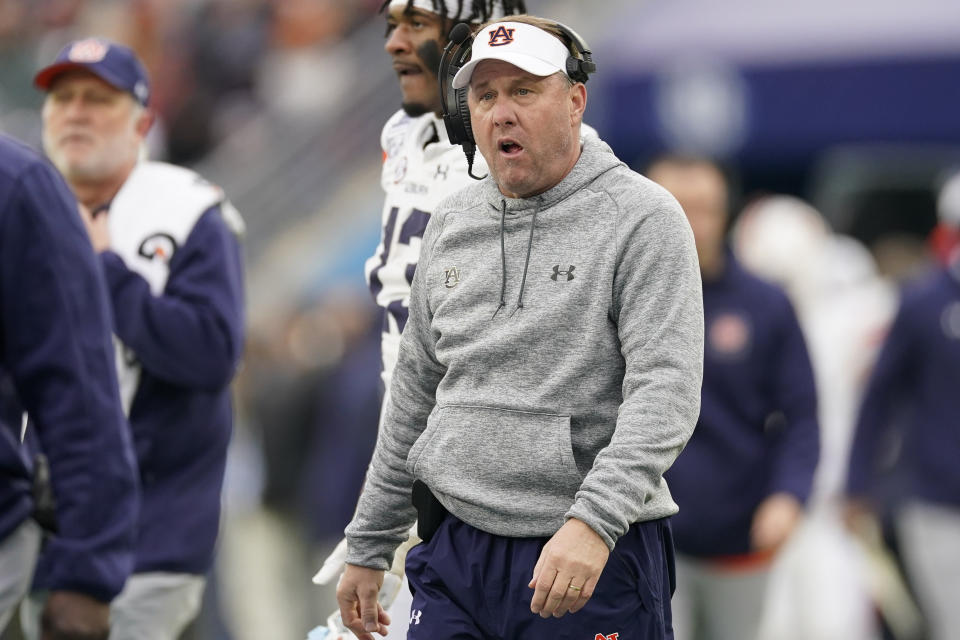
[40,591,110,640]
[336,564,391,639]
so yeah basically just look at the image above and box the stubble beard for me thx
[401,101,431,117]
[493,130,576,199]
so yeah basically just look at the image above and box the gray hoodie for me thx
[346,135,704,570]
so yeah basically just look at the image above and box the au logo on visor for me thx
[488,26,516,46]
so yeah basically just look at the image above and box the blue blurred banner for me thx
[597,54,960,165]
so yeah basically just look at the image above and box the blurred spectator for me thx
[255,0,354,119]
[649,156,820,640]
[844,173,960,640]
[21,38,245,640]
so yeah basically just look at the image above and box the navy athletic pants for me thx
[405,515,675,639]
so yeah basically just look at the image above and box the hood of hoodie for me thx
[479,133,624,217]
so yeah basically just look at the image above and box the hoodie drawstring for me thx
[493,198,540,318]
[513,200,540,314]
[493,200,508,318]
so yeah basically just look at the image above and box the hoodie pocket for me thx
[406,405,583,519]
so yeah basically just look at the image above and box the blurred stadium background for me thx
[1,0,958,638]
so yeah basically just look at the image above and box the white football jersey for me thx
[365,110,488,392]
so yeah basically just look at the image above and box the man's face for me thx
[468,60,585,199]
[649,162,729,261]
[385,6,445,116]
[41,71,147,185]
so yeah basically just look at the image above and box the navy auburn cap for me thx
[34,38,150,106]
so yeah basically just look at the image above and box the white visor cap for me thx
[452,21,571,89]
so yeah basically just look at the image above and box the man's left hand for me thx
[77,203,111,253]
[528,518,609,619]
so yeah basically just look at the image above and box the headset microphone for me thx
[448,22,472,46]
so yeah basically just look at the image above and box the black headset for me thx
[438,20,597,179]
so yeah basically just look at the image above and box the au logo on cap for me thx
[68,38,109,63]
[488,26,516,46]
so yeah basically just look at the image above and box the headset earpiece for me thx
[438,22,484,178]
[554,22,595,85]
[439,22,475,147]
[455,81,473,143]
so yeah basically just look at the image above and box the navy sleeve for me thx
[99,206,245,391]
[0,159,138,602]
[846,296,918,498]
[767,295,820,503]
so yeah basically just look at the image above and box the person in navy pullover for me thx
[21,39,245,640]
[649,156,820,640]
[0,133,138,639]
[845,172,960,640]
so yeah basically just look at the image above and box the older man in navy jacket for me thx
[22,39,245,640]
[0,133,138,639]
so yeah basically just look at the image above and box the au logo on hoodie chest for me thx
[443,266,461,288]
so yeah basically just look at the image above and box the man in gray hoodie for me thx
[337,15,704,640]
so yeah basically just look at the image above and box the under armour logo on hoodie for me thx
[551,265,575,281]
